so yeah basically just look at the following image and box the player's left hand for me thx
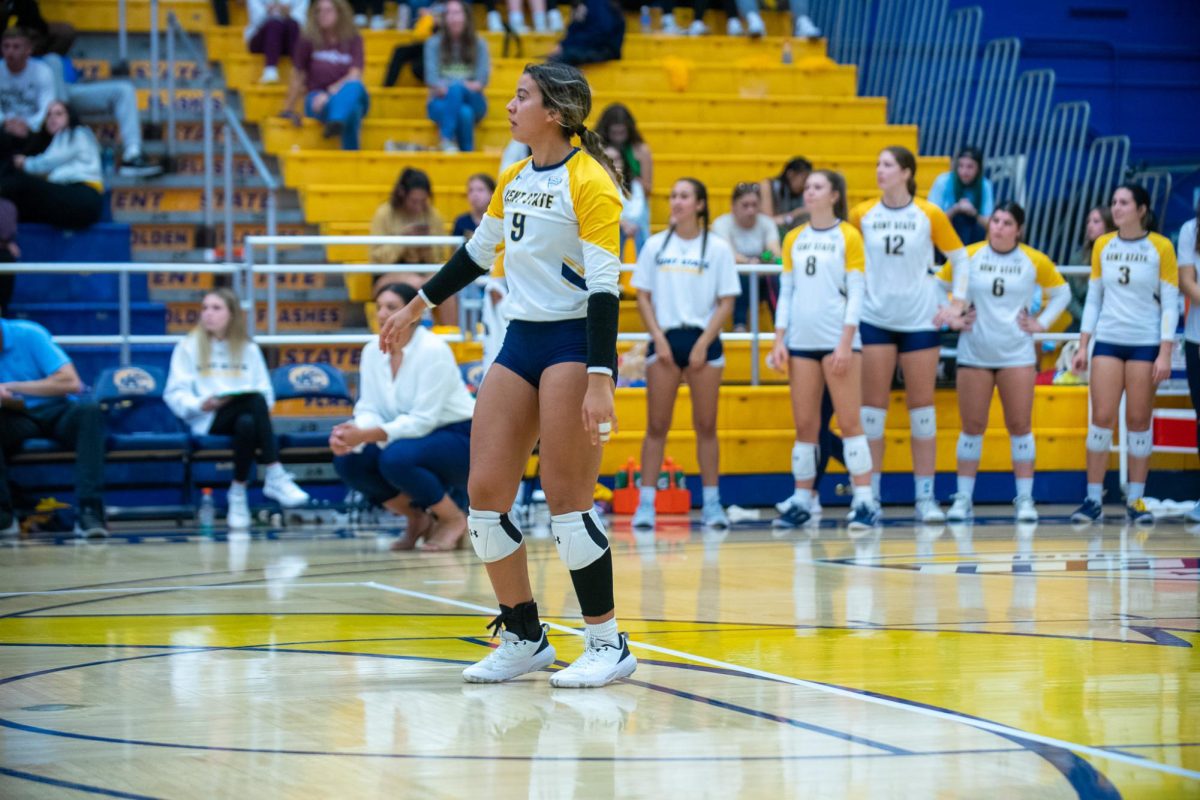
[1151,352,1172,384]
[1017,310,1045,334]
[829,342,852,376]
[688,341,708,371]
[582,374,616,447]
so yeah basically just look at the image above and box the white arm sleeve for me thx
[945,247,970,300]
[1160,280,1181,341]
[774,270,792,334]
[463,215,504,270]
[1036,283,1072,329]
[1079,279,1104,335]
[843,270,865,328]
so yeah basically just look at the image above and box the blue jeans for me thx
[306,81,370,151]
[333,420,471,509]
[426,83,487,152]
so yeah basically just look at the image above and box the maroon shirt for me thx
[292,34,364,93]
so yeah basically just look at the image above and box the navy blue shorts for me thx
[648,327,724,368]
[859,321,941,353]
[495,318,612,388]
[789,348,861,362]
[1092,340,1159,363]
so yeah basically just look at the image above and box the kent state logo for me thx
[287,365,331,392]
[113,367,157,395]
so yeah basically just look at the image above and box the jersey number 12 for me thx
[883,235,905,255]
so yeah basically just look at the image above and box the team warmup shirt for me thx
[848,197,968,332]
[464,150,622,324]
[776,221,865,351]
[1081,231,1179,347]
[632,230,740,330]
[1177,219,1198,344]
[936,242,1069,368]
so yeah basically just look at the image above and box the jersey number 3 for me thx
[510,213,527,242]
[1118,265,1131,285]
[883,235,905,255]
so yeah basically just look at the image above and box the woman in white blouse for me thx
[331,283,475,550]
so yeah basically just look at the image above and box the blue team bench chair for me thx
[272,363,353,460]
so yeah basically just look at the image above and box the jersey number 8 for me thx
[804,256,817,276]
[510,213,527,242]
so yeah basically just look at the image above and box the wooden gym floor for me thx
[1,510,1197,798]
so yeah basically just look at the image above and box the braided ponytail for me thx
[579,125,630,199]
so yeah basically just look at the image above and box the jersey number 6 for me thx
[510,213,527,242]
[992,277,1004,297]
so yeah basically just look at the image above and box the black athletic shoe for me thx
[74,506,109,540]
[118,154,164,178]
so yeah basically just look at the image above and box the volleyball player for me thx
[849,146,969,521]
[1071,184,1179,525]
[769,169,879,530]
[935,202,1069,522]
[379,62,636,688]
[1176,205,1200,522]
[631,178,740,530]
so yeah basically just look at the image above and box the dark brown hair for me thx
[883,145,918,197]
[374,282,419,304]
[1113,182,1157,233]
[438,0,478,72]
[810,169,848,222]
[596,103,645,148]
[658,178,710,263]
[389,167,433,213]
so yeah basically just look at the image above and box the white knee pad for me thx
[861,407,886,441]
[791,441,817,481]
[1010,433,1036,463]
[1127,429,1153,458]
[467,508,524,563]
[909,406,936,440]
[843,434,872,476]
[957,433,983,461]
[550,507,610,570]
[1087,424,1113,454]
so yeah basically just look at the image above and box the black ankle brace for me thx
[488,600,542,642]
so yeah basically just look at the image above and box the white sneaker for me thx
[264,469,310,508]
[508,12,529,34]
[1187,499,1200,524]
[227,483,251,530]
[745,11,765,37]
[660,13,683,35]
[946,492,973,522]
[463,625,557,683]
[702,502,729,529]
[486,9,504,32]
[370,13,389,29]
[726,17,744,35]
[259,65,280,84]
[915,497,946,523]
[632,502,655,530]
[1014,495,1039,522]
[550,632,637,688]
[688,19,709,35]
[794,14,821,38]
[547,7,564,32]
[439,138,460,153]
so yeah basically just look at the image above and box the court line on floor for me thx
[366,580,1200,783]
[0,766,162,799]
[0,582,373,597]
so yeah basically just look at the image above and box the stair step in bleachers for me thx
[10,301,166,336]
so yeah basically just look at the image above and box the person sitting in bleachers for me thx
[1,0,75,56]
[2,99,102,229]
[596,103,651,199]
[451,172,494,241]
[0,27,53,159]
[369,166,456,325]
[927,146,993,245]
[547,0,624,67]
[424,0,489,153]
[759,156,811,236]
[0,314,109,538]
[332,282,475,551]
[603,143,647,257]
[502,0,563,34]
[164,288,311,529]
[280,0,369,151]
[712,181,780,332]
[246,0,308,85]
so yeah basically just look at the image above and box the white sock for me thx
[956,475,975,498]
[1087,483,1102,503]
[790,487,813,508]
[852,485,874,506]
[1127,482,1145,502]
[1015,477,1033,498]
[509,10,525,27]
[532,10,547,29]
[638,485,656,507]
[871,473,882,500]
[586,617,619,648]
[702,485,720,507]
[914,475,934,501]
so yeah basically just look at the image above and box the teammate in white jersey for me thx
[1071,183,1179,526]
[848,146,969,522]
[379,62,636,688]
[632,178,740,530]
[1176,206,1200,523]
[769,169,879,530]
[934,202,1070,523]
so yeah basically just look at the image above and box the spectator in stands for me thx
[596,104,651,197]
[369,166,455,325]
[50,68,163,177]
[164,288,311,529]
[787,0,820,38]
[547,0,624,67]
[928,146,993,245]
[1,0,74,56]
[424,0,489,153]
[246,0,308,85]
[723,0,765,36]
[332,282,475,550]
[451,172,495,241]
[712,181,781,331]
[760,156,811,236]
[281,0,369,151]
[351,0,388,29]
[651,0,710,35]
[503,0,563,34]
[1175,202,1200,523]
[602,143,648,259]
[1066,205,1116,328]
[2,100,103,229]
[0,27,53,158]
[0,314,109,538]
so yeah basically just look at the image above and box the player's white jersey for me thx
[1083,231,1179,347]
[776,221,865,351]
[632,230,740,331]
[465,149,622,322]
[1176,218,1198,344]
[938,242,1068,368]
[849,197,967,332]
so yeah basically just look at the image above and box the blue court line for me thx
[0,767,163,800]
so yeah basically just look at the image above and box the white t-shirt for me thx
[711,213,780,260]
[1177,218,1198,344]
[633,229,741,330]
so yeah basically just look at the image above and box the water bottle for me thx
[198,488,215,537]
[640,5,651,32]
[781,41,794,65]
